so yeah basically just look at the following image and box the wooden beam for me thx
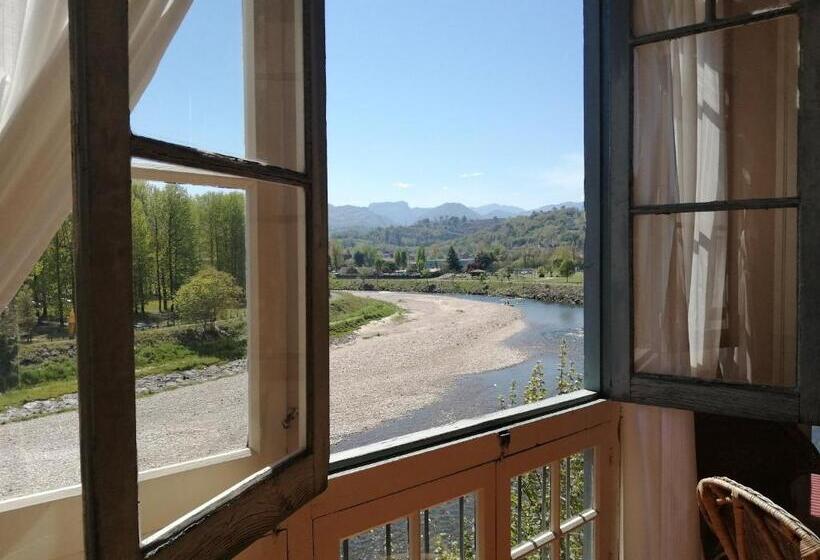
[304,0,331,499]
[131,135,310,188]
[141,453,317,559]
[67,0,140,558]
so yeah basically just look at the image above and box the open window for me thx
[63,0,328,557]
[597,0,820,424]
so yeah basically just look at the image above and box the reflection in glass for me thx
[131,0,305,171]
[632,0,705,36]
[633,209,797,385]
[633,17,798,205]
[132,181,249,473]
[716,0,795,18]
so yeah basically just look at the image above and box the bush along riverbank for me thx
[0,319,247,414]
[1,293,401,417]
[329,276,583,306]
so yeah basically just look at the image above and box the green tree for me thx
[330,239,344,271]
[446,246,462,272]
[0,299,19,392]
[175,268,242,329]
[558,258,575,282]
[415,247,427,274]
[14,284,37,342]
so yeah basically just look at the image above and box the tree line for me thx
[10,181,246,331]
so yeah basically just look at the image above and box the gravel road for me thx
[0,292,525,501]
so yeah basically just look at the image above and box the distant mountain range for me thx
[329,201,583,232]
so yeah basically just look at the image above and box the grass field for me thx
[329,293,402,338]
[329,273,584,305]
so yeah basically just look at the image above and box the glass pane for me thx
[131,162,307,536]
[633,17,798,205]
[131,179,249,472]
[716,0,795,18]
[633,209,797,384]
[560,450,593,521]
[421,494,478,560]
[342,518,410,560]
[131,0,305,171]
[510,466,551,548]
[633,0,705,36]
[0,219,79,500]
[327,1,586,452]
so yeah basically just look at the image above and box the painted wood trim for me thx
[797,0,820,424]
[67,0,140,558]
[131,135,310,188]
[312,465,495,560]
[141,453,315,559]
[600,0,632,400]
[630,3,799,45]
[304,0,331,495]
[584,0,603,393]
[630,375,799,421]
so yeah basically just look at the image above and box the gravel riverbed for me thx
[0,292,526,500]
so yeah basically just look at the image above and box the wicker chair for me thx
[697,477,820,560]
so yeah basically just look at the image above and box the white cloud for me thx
[541,154,584,201]
[393,181,412,190]
[459,171,484,179]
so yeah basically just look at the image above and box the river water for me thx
[333,295,584,453]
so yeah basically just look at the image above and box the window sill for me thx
[329,389,600,474]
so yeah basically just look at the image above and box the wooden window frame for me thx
[0,1,615,557]
[67,0,328,558]
[599,0,820,424]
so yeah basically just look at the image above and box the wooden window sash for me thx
[599,0,820,423]
[68,0,328,558]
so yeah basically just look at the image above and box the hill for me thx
[328,200,574,232]
[332,207,585,263]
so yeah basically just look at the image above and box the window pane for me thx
[0,220,79,500]
[421,494,477,560]
[131,180,249,472]
[327,0,585,454]
[716,0,795,18]
[632,0,705,36]
[341,518,410,560]
[131,162,307,535]
[131,0,306,171]
[633,209,797,385]
[633,17,798,205]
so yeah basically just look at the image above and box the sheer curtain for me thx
[0,0,192,310]
[624,2,706,559]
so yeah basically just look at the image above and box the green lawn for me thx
[329,293,401,338]
[329,273,584,303]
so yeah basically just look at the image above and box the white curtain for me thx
[625,2,707,559]
[0,0,192,310]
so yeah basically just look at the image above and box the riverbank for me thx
[0,292,527,499]
[329,292,527,445]
[329,276,583,305]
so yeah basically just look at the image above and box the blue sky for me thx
[132,0,584,209]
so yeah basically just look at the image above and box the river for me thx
[333,294,584,452]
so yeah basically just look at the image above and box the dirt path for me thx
[0,292,526,501]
